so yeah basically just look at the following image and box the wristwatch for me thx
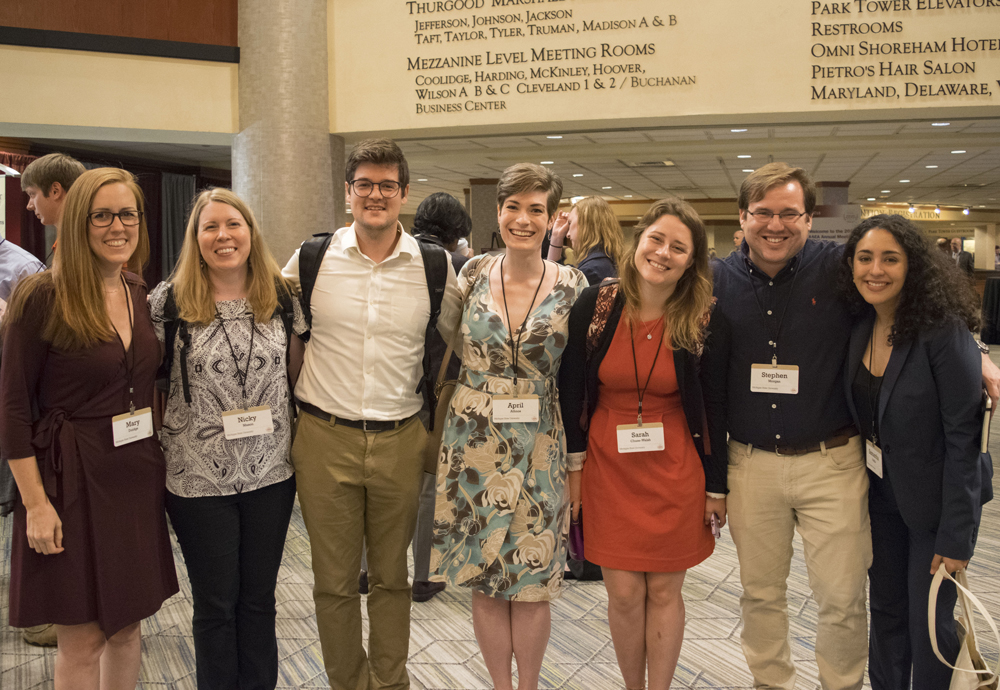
[976,339,990,355]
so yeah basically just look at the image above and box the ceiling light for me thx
[570,196,585,204]
[602,186,612,189]
[934,206,941,214]
[742,169,754,173]
[867,197,876,201]
[624,195,633,198]
[541,161,554,165]
[882,190,891,193]
[546,135,563,139]
[926,165,938,169]
[738,155,752,159]
[931,122,950,126]
[952,150,966,154]
[572,173,583,177]
[908,204,916,213]
[417,178,428,182]
[731,128,747,132]
[900,179,910,183]
[963,208,970,215]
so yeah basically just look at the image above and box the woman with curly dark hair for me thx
[840,214,993,690]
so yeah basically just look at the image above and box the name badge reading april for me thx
[866,440,884,478]
[750,364,800,394]
[617,423,665,454]
[222,406,274,440]
[492,395,540,423]
[112,408,154,447]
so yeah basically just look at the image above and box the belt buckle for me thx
[363,420,371,433]
[774,445,786,457]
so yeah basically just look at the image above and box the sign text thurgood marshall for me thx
[404,0,695,115]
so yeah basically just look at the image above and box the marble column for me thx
[469,178,499,255]
[233,0,335,265]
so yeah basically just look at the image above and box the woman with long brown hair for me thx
[0,167,178,690]
[559,198,727,690]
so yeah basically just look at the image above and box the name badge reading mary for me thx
[492,395,540,423]
[616,423,665,454]
[750,364,800,394]
[112,408,153,447]
[222,406,274,440]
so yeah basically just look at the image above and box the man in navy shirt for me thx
[702,163,871,690]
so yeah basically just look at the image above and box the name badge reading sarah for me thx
[616,423,665,454]
[865,439,883,478]
[111,408,154,447]
[222,406,274,440]
[492,395,540,423]
[750,364,800,394]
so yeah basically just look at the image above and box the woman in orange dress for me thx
[559,197,727,690]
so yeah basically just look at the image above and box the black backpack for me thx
[296,231,450,425]
[157,279,296,404]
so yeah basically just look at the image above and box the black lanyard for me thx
[110,275,137,414]
[499,255,546,387]
[867,322,886,446]
[745,257,799,366]
[629,321,663,426]
[219,312,256,411]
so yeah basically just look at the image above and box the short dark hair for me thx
[496,163,562,218]
[840,213,980,343]
[21,153,86,195]
[346,139,409,190]
[738,162,816,214]
[412,192,471,245]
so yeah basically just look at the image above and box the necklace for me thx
[639,315,663,340]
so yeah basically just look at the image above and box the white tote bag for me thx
[928,563,1000,690]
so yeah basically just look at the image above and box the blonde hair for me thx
[170,188,292,325]
[617,197,713,353]
[5,168,149,350]
[568,196,625,269]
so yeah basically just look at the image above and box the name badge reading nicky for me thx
[866,440,884,478]
[750,364,800,394]
[616,423,665,454]
[112,408,154,447]
[222,406,274,440]
[492,394,540,423]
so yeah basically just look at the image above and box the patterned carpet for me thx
[3,418,1000,689]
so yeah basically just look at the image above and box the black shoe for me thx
[411,580,446,602]
[358,570,368,595]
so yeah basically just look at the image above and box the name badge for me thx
[111,407,154,447]
[866,439,883,478]
[492,394,540,423]
[616,423,665,454]
[222,406,274,440]
[750,364,799,394]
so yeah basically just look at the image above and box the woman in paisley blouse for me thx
[430,164,587,690]
[149,188,306,690]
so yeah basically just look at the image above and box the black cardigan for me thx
[558,285,729,495]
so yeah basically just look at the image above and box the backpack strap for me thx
[273,278,295,369]
[415,237,451,427]
[298,232,335,333]
[586,279,620,359]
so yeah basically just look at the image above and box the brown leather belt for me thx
[751,426,859,457]
[297,400,414,432]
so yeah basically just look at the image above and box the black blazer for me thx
[957,250,975,278]
[558,285,728,494]
[845,312,993,559]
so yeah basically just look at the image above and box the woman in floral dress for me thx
[430,163,587,690]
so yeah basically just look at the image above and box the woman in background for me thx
[559,197,727,690]
[0,167,177,690]
[547,195,625,285]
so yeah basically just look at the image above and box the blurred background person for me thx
[547,196,625,285]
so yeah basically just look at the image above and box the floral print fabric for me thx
[430,257,586,601]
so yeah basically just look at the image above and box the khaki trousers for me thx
[292,412,426,690]
[727,436,872,690]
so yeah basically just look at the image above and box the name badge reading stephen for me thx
[111,408,154,447]
[865,440,884,478]
[750,364,800,394]
[492,395,540,423]
[616,423,665,454]
[222,406,274,440]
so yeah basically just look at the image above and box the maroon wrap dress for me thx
[0,275,178,636]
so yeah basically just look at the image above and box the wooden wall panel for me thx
[0,0,237,46]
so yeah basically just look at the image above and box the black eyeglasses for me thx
[349,179,402,198]
[745,210,808,223]
[88,210,143,227]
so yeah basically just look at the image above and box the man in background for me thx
[952,237,975,278]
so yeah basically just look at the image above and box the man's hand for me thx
[704,496,727,529]
[981,352,999,418]
[931,553,969,575]
[568,470,582,520]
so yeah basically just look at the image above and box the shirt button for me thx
[767,310,773,315]
[769,281,773,286]
[775,434,781,439]
[772,404,777,409]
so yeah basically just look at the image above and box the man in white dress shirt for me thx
[282,139,458,690]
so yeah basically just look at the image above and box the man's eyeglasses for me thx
[349,179,402,198]
[88,211,143,227]
[745,210,808,223]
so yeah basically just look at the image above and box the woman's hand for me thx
[930,553,969,575]
[568,470,582,520]
[704,496,727,529]
[551,212,570,245]
[25,501,64,555]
